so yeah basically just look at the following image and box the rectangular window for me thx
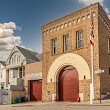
[0,70,2,78]
[76,30,84,49]
[108,38,110,53]
[12,58,14,64]
[1,72,2,78]
[14,55,16,64]
[13,70,18,78]
[13,73,18,78]
[63,34,69,52]
[109,68,110,75]
[1,84,4,89]
[18,56,20,63]
[52,38,57,55]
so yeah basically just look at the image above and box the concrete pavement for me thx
[0,99,110,110]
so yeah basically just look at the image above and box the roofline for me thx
[41,2,99,29]
[16,45,38,54]
[6,45,16,63]
[98,2,110,24]
[0,61,6,66]
[6,45,27,64]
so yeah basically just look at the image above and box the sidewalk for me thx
[1,99,110,107]
[64,99,110,106]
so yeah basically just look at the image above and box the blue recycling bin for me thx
[16,97,21,103]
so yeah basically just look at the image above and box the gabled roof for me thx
[0,61,6,66]
[16,46,40,62]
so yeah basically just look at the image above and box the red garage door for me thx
[30,80,42,101]
[58,66,79,102]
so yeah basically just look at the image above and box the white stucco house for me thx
[5,45,41,90]
[0,61,7,89]
[0,46,42,103]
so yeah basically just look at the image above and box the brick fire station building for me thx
[42,3,110,102]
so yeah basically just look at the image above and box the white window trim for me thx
[63,34,70,52]
[1,84,4,89]
[77,30,84,49]
[0,70,2,78]
[52,38,57,55]
[108,38,110,53]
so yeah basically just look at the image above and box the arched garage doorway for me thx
[47,53,91,101]
[58,66,79,102]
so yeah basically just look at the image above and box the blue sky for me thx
[0,0,110,61]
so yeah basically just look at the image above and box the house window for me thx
[52,38,57,55]
[18,56,20,63]
[63,34,70,52]
[17,55,20,63]
[1,84,4,89]
[14,55,16,63]
[13,73,18,78]
[12,58,14,64]
[108,68,110,75]
[108,38,110,53]
[17,56,19,63]
[10,71,13,78]
[0,70,2,78]
[76,30,84,49]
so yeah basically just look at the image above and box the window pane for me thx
[77,30,84,49]
[80,40,84,48]
[108,38,110,53]
[13,73,18,78]
[109,39,110,53]
[67,44,69,51]
[52,38,57,55]
[63,35,69,52]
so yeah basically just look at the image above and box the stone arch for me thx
[47,53,90,83]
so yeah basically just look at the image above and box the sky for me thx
[0,0,110,61]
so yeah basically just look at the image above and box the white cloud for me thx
[78,0,110,18]
[0,51,11,61]
[0,22,22,61]
[105,7,110,14]
[78,0,104,6]
[108,15,110,19]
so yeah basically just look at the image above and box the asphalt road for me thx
[1,102,110,110]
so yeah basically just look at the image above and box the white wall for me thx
[6,46,26,67]
[0,64,7,89]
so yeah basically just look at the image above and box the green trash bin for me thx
[12,98,17,104]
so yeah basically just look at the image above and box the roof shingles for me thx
[0,61,6,66]
[16,46,42,63]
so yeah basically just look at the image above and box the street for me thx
[1,101,110,110]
